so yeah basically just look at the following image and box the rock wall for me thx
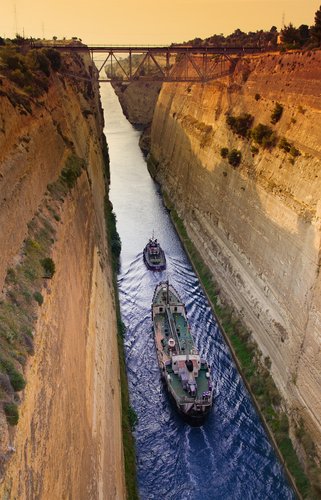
[0,53,125,498]
[150,50,321,457]
[113,81,161,154]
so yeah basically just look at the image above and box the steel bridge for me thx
[38,44,264,83]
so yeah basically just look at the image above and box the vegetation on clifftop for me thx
[0,43,61,99]
[184,5,321,49]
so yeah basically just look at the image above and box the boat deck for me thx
[153,287,179,306]
[166,363,210,401]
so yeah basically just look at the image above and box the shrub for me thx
[251,123,276,148]
[2,361,26,391]
[279,137,291,152]
[43,48,61,71]
[41,257,55,278]
[226,113,254,137]
[220,147,229,158]
[60,154,84,189]
[27,49,51,77]
[0,373,14,395]
[279,138,300,158]
[9,68,29,86]
[228,149,242,167]
[128,405,138,430]
[4,403,19,426]
[0,48,24,70]
[255,93,261,101]
[250,145,259,155]
[271,102,283,124]
[5,268,16,284]
[290,146,300,157]
[33,291,44,305]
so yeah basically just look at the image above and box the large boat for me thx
[152,281,213,424]
[143,236,166,271]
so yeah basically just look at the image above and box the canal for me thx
[101,83,294,500]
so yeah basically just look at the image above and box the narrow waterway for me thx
[101,84,294,500]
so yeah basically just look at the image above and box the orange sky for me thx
[1,0,320,44]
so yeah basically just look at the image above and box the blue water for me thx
[101,83,294,500]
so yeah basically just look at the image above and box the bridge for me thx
[37,44,264,83]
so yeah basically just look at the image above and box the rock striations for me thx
[149,50,321,461]
[0,50,125,498]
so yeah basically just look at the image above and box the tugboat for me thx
[152,281,213,424]
[143,235,166,271]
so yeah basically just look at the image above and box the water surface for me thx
[101,83,294,500]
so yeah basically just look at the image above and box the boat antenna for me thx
[152,228,154,239]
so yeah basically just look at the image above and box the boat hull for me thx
[153,282,213,425]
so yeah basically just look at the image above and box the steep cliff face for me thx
[0,52,125,498]
[113,81,161,153]
[150,51,321,456]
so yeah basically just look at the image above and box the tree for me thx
[281,23,300,46]
[311,5,321,45]
[298,24,310,45]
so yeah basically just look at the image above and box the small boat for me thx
[143,236,166,271]
[152,281,213,424]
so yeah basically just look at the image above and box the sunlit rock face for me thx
[0,54,125,499]
[150,50,321,458]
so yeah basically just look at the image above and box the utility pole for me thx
[14,1,18,35]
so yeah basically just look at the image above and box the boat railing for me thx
[171,392,212,405]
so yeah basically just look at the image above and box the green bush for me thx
[226,113,254,137]
[128,405,138,430]
[251,123,277,148]
[2,361,26,391]
[271,102,284,124]
[4,403,19,426]
[41,257,55,278]
[220,147,229,158]
[228,149,242,167]
[60,154,84,189]
[33,291,44,305]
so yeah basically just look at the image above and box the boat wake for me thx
[102,82,294,500]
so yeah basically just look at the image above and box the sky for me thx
[1,0,320,45]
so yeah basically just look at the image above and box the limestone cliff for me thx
[0,50,125,498]
[113,81,161,154]
[150,50,321,461]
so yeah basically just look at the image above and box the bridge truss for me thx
[46,44,263,83]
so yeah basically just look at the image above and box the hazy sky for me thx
[1,0,319,44]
